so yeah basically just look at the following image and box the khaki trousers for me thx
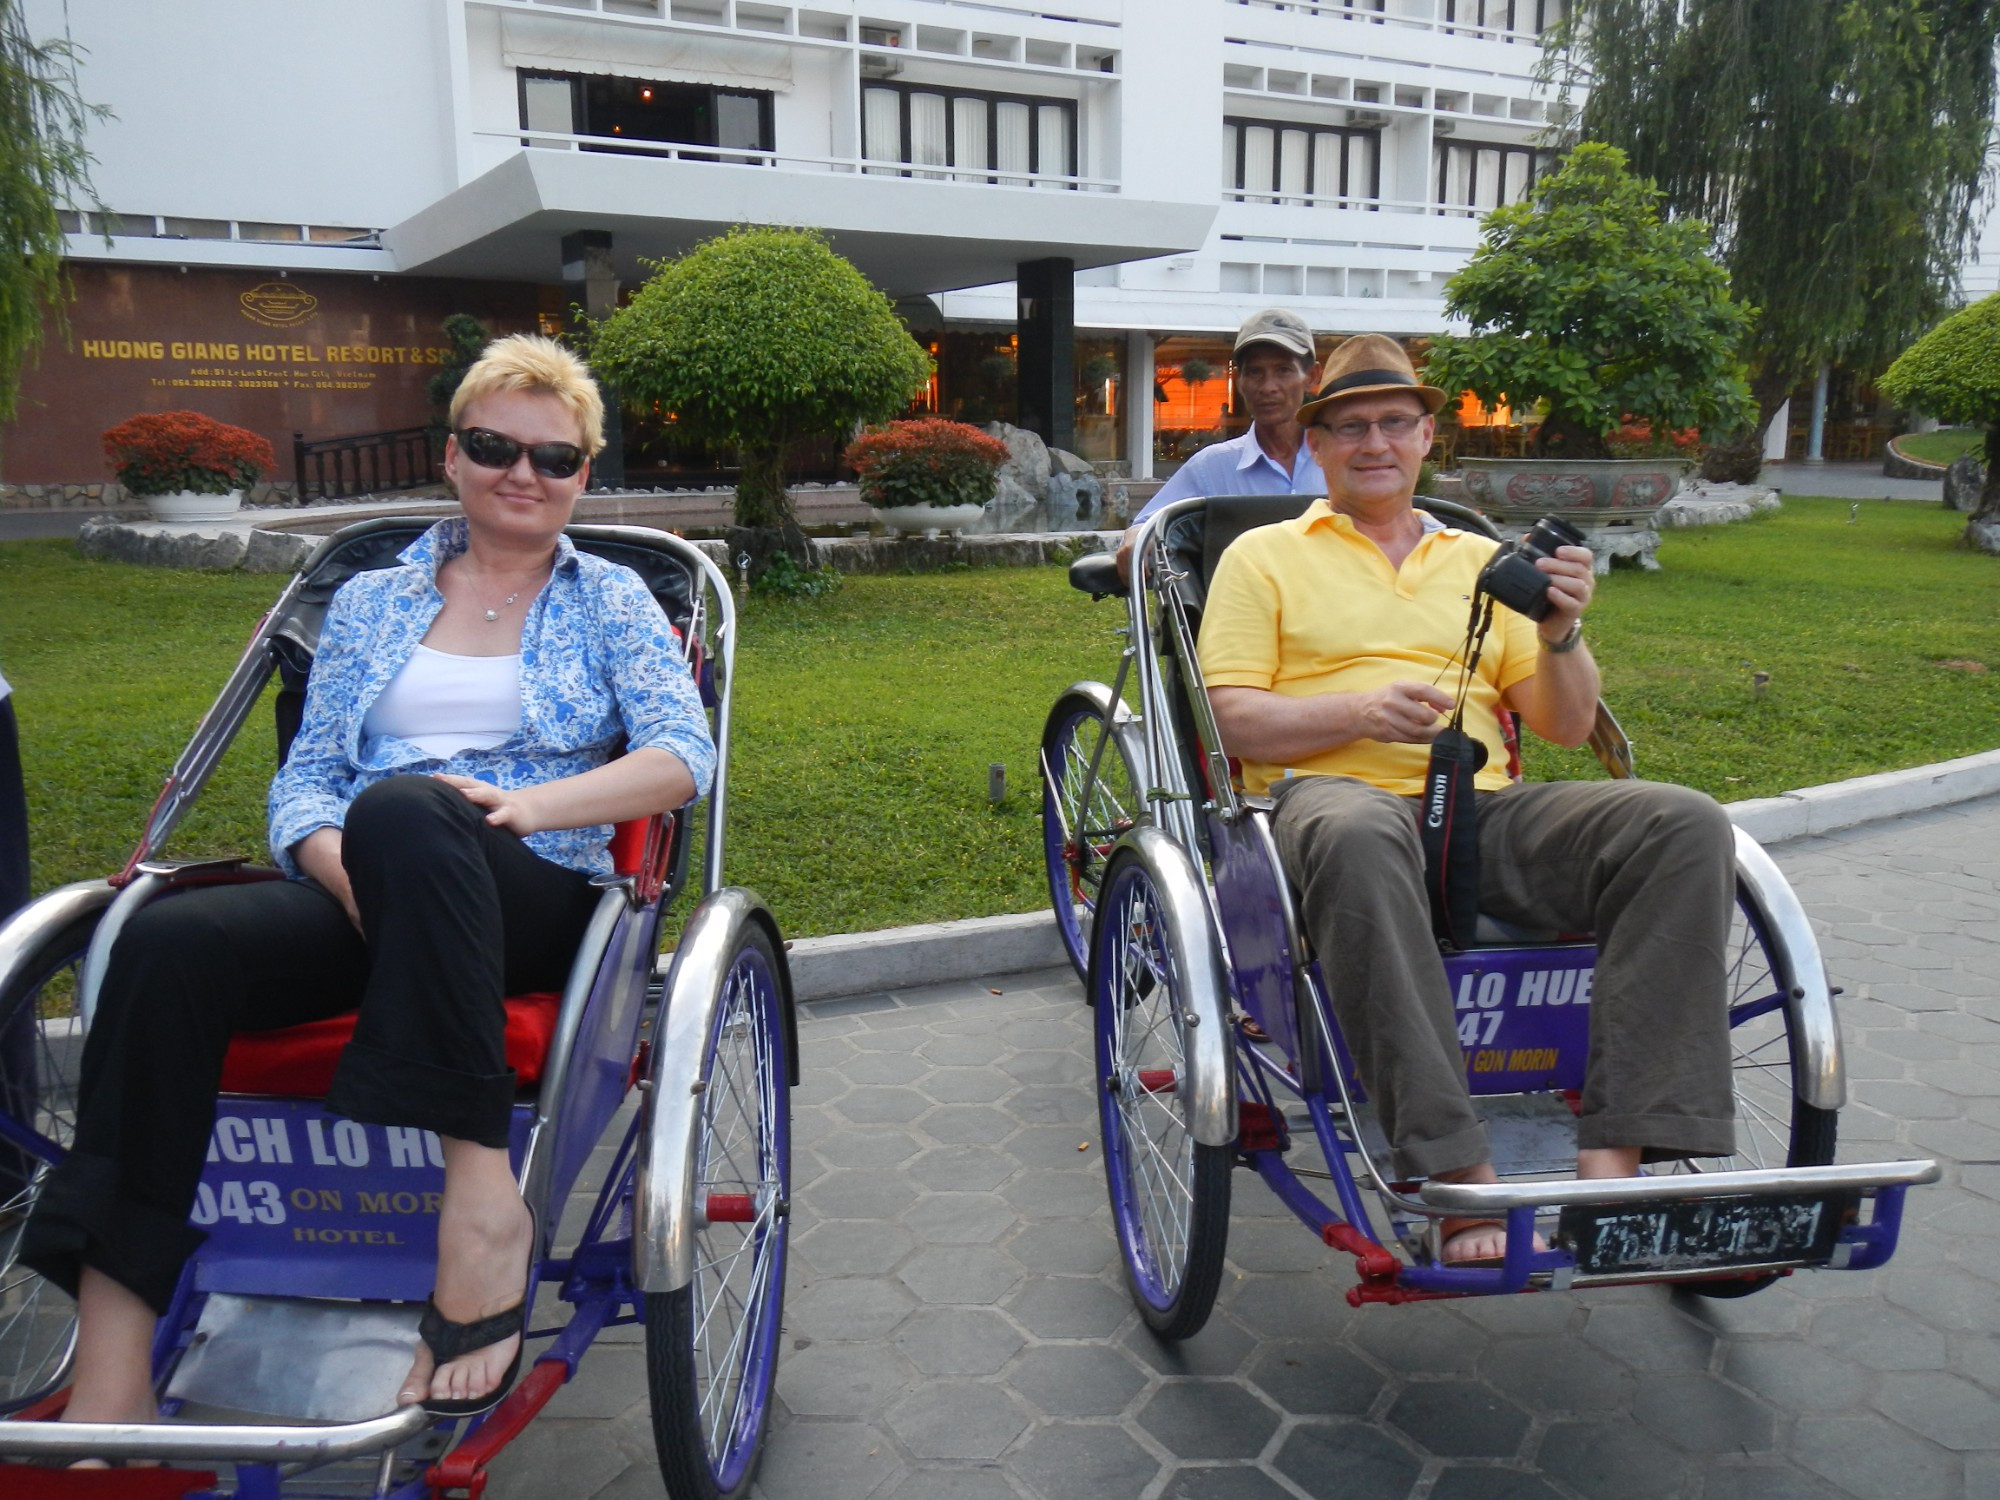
[1269,774,1739,1179]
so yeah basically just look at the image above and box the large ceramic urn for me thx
[1456,457,1689,529]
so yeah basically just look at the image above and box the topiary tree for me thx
[1423,143,1756,460]
[427,313,491,418]
[589,226,932,542]
[1877,292,2000,551]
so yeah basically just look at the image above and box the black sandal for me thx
[413,1297,526,1418]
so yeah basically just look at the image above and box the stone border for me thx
[775,751,2000,1001]
[1883,437,1947,480]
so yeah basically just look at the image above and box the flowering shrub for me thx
[102,410,277,497]
[1605,420,1703,459]
[845,418,1009,509]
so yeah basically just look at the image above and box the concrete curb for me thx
[784,750,2000,1002]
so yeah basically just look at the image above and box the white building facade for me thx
[4,0,1605,491]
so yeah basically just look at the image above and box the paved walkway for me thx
[486,793,2000,1500]
[1763,460,1943,502]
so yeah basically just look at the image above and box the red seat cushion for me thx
[218,993,562,1098]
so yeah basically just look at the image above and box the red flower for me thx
[102,410,277,497]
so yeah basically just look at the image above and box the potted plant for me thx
[845,417,1010,536]
[102,409,277,522]
[1422,143,1754,528]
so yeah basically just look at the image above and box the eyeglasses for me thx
[455,427,587,480]
[1316,413,1424,443]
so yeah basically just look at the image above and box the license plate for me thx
[1557,1190,1858,1276]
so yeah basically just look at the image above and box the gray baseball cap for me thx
[1233,307,1317,363]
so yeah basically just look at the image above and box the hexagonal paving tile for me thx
[1478,1335,1631,1413]
[1221,1274,1355,1343]
[898,1243,1024,1305]
[1121,1311,1258,1379]
[1534,1420,1689,1500]
[1271,1421,1423,1500]
[1244,1343,1388,1417]
[1006,1219,1118,1276]
[837,1049,933,1086]
[924,1104,1021,1146]
[884,1379,1030,1461]
[1136,1381,1282,1461]
[1792,1411,1961,1500]
[903,1191,1018,1246]
[1010,1422,1161,1500]
[1008,1275,1135,1339]
[1872,1368,2000,1449]
[1629,1371,1775,1455]
[917,1031,1010,1067]
[796,1218,918,1277]
[907,1144,1017,1193]
[1721,1339,1872,1412]
[830,1086,932,1125]
[1158,1467,1302,1500]
[810,1127,925,1170]
[1578,1300,1716,1371]
[917,1066,1019,1105]
[1007,1342,1150,1419]
[808,1168,921,1222]
[775,1340,919,1418]
[1804,1299,1949,1370]
[1425,1468,1571,1500]
[1386,1380,1530,1459]
[893,1305,1025,1376]
[784,1277,916,1342]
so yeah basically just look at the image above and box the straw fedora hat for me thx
[1295,334,1448,425]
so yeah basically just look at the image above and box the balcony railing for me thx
[482,128,1121,192]
[1227,0,1562,44]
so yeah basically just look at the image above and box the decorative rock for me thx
[1944,456,1986,513]
[77,519,248,571]
[1657,484,1781,527]
[1047,447,1095,480]
[990,472,1040,515]
[244,528,317,573]
[1969,511,2000,556]
[984,422,1051,504]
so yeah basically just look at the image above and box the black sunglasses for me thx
[455,426,587,480]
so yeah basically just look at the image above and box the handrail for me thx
[1419,1159,1941,1213]
[293,426,441,501]
[475,128,1121,192]
[0,1405,429,1462]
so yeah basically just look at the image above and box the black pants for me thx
[21,776,601,1313]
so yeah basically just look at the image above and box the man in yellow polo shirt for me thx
[1198,334,1737,1265]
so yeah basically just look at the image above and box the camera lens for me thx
[1520,515,1586,562]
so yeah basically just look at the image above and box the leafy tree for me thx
[1548,0,2000,476]
[589,226,932,536]
[426,313,491,417]
[1423,143,1754,459]
[1877,292,2000,544]
[0,0,105,427]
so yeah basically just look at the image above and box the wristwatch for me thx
[1542,620,1584,654]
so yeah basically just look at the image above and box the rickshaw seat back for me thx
[270,519,712,764]
[1213,807,1594,1103]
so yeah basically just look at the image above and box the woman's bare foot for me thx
[398,1140,534,1409]
[62,1267,162,1464]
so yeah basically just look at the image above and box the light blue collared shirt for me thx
[1131,427,1322,526]
[267,518,716,879]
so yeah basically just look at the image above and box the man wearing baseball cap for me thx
[1116,308,1322,579]
[1196,334,1737,1265]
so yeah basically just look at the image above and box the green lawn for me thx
[2,494,1995,937]
[1893,428,1986,466]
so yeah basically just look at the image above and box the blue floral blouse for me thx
[268,518,716,878]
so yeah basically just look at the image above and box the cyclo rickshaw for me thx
[0,519,793,1499]
[1041,493,1935,1335]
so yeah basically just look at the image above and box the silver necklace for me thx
[482,590,520,623]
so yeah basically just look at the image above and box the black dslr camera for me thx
[1476,515,1586,621]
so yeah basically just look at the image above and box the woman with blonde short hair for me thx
[24,335,715,1423]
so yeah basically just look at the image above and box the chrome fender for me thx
[1051,680,1137,728]
[0,880,117,1003]
[1094,824,1236,1149]
[633,886,789,1295]
[1734,826,1844,1111]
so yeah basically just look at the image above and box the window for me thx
[861,82,1078,187]
[518,71,775,162]
[1441,0,1566,39]
[1434,138,1545,216]
[1222,117,1380,208]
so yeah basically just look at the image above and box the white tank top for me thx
[362,644,522,760]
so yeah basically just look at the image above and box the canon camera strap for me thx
[1420,591,1495,950]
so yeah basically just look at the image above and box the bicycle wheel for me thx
[647,923,791,1500]
[1042,687,1145,979]
[1674,885,1837,1298]
[0,910,97,1411]
[1092,850,1229,1340]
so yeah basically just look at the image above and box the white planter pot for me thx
[145,489,244,523]
[872,503,985,536]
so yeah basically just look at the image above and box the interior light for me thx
[640,87,653,101]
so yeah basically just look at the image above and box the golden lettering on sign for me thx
[239,282,319,328]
